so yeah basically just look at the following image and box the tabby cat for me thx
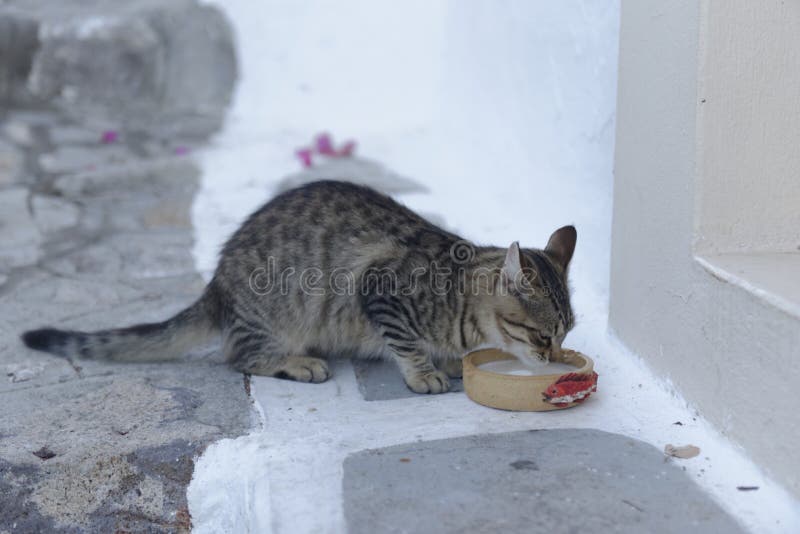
[22,180,576,394]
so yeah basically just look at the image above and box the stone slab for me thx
[352,358,463,401]
[343,428,745,534]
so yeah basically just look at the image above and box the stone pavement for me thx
[343,429,743,534]
[0,108,252,532]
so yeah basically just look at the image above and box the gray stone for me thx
[0,12,39,103]
[0,140,25,186]
[1,0,237,137]
[0,109,251,531]
[343,429,745,534]
[53,156,194,197]
[2,119,37,147]
[142,195,194,229]
[31,194,81,234]
[0,187,42,270]
[48,124,102,146]
[1,365,247,532]
[41,229,194,280]
[4,361,45,383]
[39,145,133,174]
[0,461,61,534]
[352,358,464,401]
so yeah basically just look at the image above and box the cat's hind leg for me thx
[238,355,331,383]
[229,338,331,383]
[223,316,330,383]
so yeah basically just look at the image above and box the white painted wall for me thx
[695,1,800,255]
[611,0,800,498]
[195,0,620,297]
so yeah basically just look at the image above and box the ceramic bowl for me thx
[462,348,597,411]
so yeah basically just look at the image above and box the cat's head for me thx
[480,226,576,366]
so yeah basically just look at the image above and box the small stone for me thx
[32,194,81,233]
[0,140,25,186]
[0,187,42,269]
[509,460,539,471]
[664,444,701,459]
[142,198,192,229]
[112,425,132,436]
[33,446,57,460]
[2,121,36,147]
[5,363,45,383]
[9,368,37,383]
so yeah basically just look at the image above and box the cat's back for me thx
[218,180,455,273]
[261,180,424,227]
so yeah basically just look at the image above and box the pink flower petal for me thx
[338,140,356,157]
[315,133,335,155]
[100,130,119,144]
[296,148,314,167]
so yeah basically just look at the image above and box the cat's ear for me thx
[545,225,577,270]
[502,241,524,283]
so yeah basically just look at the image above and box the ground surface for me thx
[0,109,252,532]
[187,2,800,533]
[3,2,800,533]
[344,429,743,534]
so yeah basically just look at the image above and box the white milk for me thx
[477,359,576,376]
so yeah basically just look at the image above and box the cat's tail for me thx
[21,284,222,363]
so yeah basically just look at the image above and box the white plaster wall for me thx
[610,0,800,498]
[695,0,800,254]
[437,1,619,295]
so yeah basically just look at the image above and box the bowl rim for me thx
[463,348,593,382]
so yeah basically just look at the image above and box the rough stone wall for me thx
[0,0,237,137]
[0,107,255,532]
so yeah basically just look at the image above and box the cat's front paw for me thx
[404,370,450,394]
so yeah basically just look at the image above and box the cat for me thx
[22,180,576,394]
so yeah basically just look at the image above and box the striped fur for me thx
[21,180,576,394]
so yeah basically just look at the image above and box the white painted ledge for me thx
[695,252,800,319]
